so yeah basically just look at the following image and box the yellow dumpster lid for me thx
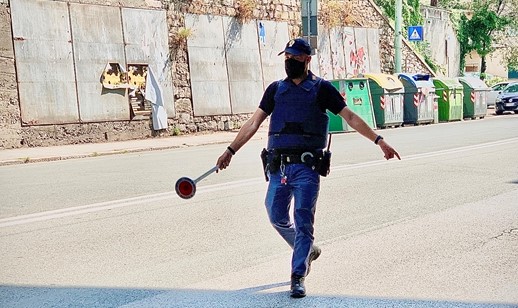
[363,73,403,91]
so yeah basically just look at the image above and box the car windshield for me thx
[504,84,518,93]
[493,83,508,90]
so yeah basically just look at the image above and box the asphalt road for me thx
[1,114,518,307]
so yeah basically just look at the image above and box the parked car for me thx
[486,81,510,107]
[495,82,518,115]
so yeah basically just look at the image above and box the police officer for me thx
[216,38,400,298]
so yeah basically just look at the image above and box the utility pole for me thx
[394,0,403,73]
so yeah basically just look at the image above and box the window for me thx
[301,0,318,36]
[464,65,479,72]
[504,84,518,93]
[492,83,508,91]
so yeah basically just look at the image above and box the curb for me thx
[0,146,181,166]
[0,130,269,167]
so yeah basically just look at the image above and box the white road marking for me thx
[1,138,517,228]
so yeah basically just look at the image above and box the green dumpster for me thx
[458,76,489,119]
[327,78,376,132]
[433,77,464,122]
[397,73,435,125]
[364,73,404,128]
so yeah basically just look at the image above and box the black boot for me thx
[290,274,306,298]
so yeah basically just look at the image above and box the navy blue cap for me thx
[278,38,312,56]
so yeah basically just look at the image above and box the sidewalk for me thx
[0,129,269,166]
[1,108,501,167]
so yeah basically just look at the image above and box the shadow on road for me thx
[1,284,515,308]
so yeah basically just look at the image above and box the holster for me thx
[260,149,285,182]
[260,148,269,182]
[315,150,331,177]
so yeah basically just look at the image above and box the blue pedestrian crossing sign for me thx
[408,26,423,41]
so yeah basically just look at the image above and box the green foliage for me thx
[374,0,395,21]
[438,0,464,9]
[172,126,181,136]
[373,0,437,73]
[403,0,423,29]
[375,0,518,75]
[506,49,518,71]
[414,41,444,74]
[373,0,423,37]
[486,76,508,87]
[462,4,509,57]
[466,72,508,86]
[441,0,517,74]
[500,22,518,71]
[456,1,510,74]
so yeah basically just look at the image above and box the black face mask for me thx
[285,58,306,79]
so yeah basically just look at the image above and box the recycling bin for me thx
[433,92,439,124]
[364,73,404,128]
[458,76,489,119]
[327,78,376,133]
[397,73,435,125]
[432,77,464,122]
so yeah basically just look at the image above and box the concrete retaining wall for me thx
[0,0,433,149]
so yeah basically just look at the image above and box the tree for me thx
[438,0,464,9]
[373,0,423,36]
[451,0,517,75]
[493,0,518,71]
[457,2,509,76]
[373,0,438,71]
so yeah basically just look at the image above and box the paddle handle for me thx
[194,166,218,183]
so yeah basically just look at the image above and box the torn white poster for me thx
[145,67,168,130]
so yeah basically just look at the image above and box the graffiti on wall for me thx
[349,46,367,76]
[318,26,380,79]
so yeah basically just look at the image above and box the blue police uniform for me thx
[259,71,346,277]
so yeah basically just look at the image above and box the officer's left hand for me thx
[216,151,233,172]
[378,139,401,160]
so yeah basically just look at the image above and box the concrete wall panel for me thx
[11,0,79,124]
[257,20,289,89]
[309,49,320,74]
[367,28,381,73]
[353,28,370,74]
[317,27,333,80]
[422,6,461,77]
[122,8,175,117]
[343,27,356,77]
[329,27,347,79]
[70,3,129,122]
[223,17,263,114]
[186,14,231,116]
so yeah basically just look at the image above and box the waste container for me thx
[397,73,435,125]
[364,73,404,128]
[327,78,376,133]
[432,77,464,122]
[458,76,489,119]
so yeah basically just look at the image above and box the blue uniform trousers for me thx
[265,163,320,277]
